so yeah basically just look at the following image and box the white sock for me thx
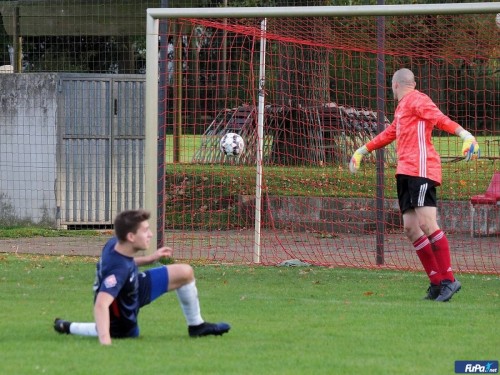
[176,280,204,326]
[69,322,98,336]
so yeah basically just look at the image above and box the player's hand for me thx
[156,246,173,260]
[459,130,480,161]
[99,335,112,346]
[349,145,369,173]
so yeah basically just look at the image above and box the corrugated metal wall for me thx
[57,74,144,226]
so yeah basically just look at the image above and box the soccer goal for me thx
[145,3,500,273]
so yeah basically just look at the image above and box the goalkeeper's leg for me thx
[413,206,455,282]
[398,176,442,289]
[398,175,460,301]
[414,206,461,302]
[428,229,454,282]
[403,209,442,286]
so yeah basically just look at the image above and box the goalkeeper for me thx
[349,68,479,302]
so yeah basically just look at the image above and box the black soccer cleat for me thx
[435,279,461,302]
[423,283,441,300]
[188,322,231,337]
[53,318,71,334]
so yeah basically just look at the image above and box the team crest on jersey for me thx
[104,274,117,288]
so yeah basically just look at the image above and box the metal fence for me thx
[0,73,144,227]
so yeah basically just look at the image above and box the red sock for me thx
[413,235,442,285]
[429,229,454,282]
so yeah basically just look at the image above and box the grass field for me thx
[164,134,499,202]
[165,135,500,163]
[1,254,498,375]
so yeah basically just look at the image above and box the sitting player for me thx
[54,209,230,345]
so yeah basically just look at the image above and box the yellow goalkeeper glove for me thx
[349,145,369,173]
[459,130,480,161]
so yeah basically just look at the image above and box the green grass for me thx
[162,134,498,229]
[0,254,498,375]
[0,227,105,239]
[433,135,499,159]
[165,134,201,163]
[163,158,498,229]
[167,135,500,163]
[1,135,498,234]
[165,134,499,200]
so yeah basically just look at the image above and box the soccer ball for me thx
[219,133,245,156]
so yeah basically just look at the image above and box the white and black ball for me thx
[219,133,245,156]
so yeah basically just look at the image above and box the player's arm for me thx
[417,98,480,161]
[134,246,173,266]
[434,117,480,161]
[349,123,396,173]
[455,126,480,161]
[94,291,114,345]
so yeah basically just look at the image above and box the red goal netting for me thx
[157,13,499,274]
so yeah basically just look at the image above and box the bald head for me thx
[393,68,415,85]
[392,68,416,101]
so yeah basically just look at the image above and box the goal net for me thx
[146,4,500,273]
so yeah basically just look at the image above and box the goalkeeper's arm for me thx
[348,127,395,174]
[349,145,370,174]
[435,117,480,162]
[456,126,480,161]
[348,120,400,174]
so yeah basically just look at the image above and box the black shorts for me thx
[396,174,437,214]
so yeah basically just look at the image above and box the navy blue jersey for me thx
[93,237,140,337]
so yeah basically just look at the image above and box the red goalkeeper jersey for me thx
[366,90,459,185]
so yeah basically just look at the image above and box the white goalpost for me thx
[254,18,267,263]
[145,3,500,259]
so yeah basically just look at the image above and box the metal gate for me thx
[57,74,145,227]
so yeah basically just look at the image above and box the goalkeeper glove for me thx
[349,145,369,173]
[459,130,480,161]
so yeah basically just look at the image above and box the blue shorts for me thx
[110,266,169,339]
[138,266,170,307]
